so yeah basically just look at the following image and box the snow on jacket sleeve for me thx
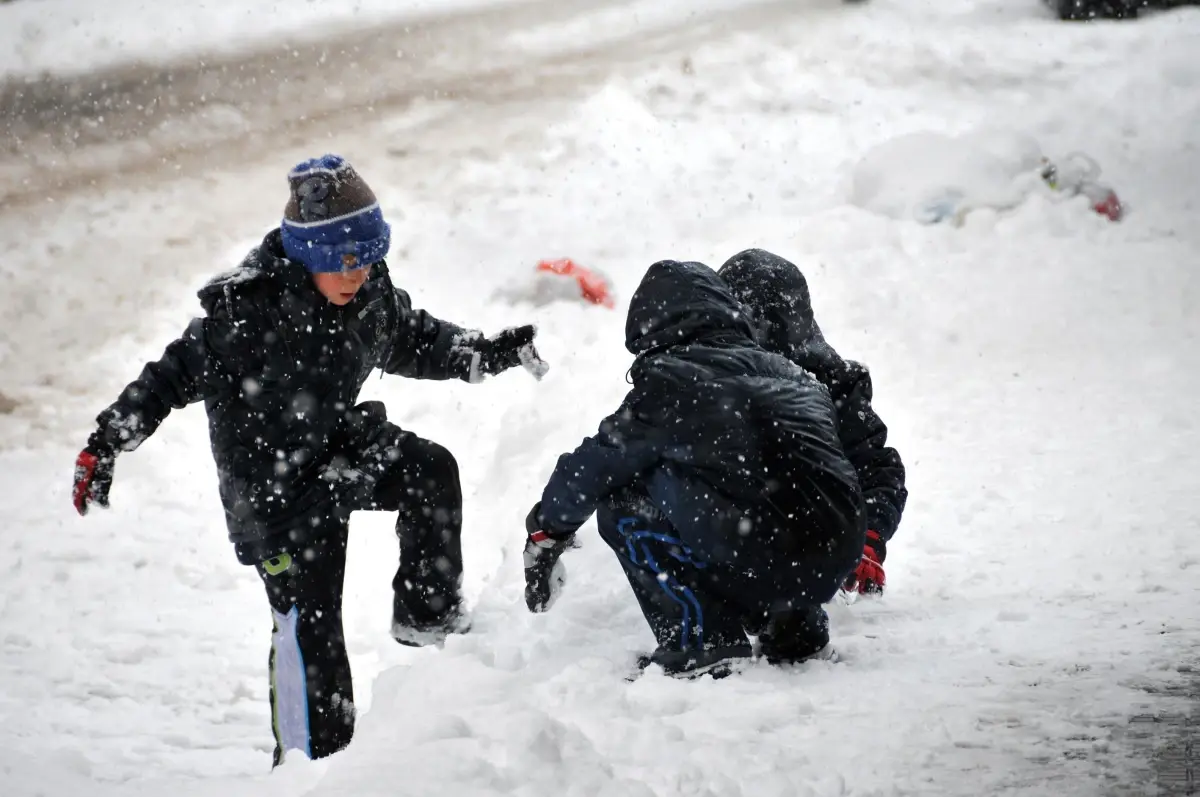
[829,358,907,542]
[382,286,486,382]
[538,398,664,536]
[92,301,265,453]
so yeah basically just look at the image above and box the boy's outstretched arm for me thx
[382,285,547,382]
[73,308,263,515]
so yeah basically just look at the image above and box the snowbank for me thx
[848,128,1126,225]
[850,128,1047,223]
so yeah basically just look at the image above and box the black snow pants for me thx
[255,421,463,764]
[596,487,861,672]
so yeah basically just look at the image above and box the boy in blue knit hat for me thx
[72,154,547,764]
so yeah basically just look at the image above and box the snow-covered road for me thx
[2,1,1199,795]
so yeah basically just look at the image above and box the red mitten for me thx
[843,530,886,596]
[73,443,115,516]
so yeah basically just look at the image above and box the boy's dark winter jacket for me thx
[718,249,907,551]
[538,260,864,572]
[91,230,485,560]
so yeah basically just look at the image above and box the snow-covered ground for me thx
[2,1,1199,795]
[0,0,518,78]
[0,0,778,80]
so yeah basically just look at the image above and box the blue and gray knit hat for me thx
[280,154,391,273]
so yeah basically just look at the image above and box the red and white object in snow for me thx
[1040,153,1123,222]
[534,258,615,309]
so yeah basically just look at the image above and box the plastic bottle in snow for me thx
[1040,152,1123,221]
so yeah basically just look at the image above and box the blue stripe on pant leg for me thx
[617,519,706,651]
[674,583,705,647]
[640,543,693,648]
[636,532,707,568]
[616,519,707,568]
[271,606,312,759]
[635,540,705,650]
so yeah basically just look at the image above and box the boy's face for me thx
[312,263,371,305]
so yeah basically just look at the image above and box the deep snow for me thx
[2,1,1199,796]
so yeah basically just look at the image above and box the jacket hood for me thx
[624,260,757,356]
[197,229,318,313]
[717,248,820,358]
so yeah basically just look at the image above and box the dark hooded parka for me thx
[537,259,866,608]
[719,249,907,556]
[90,229,484,563]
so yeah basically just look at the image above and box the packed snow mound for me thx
[493,259,616,310]
[849,129,1054,225]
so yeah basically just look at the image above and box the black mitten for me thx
[478,325,548,380]
[523,502,572,612]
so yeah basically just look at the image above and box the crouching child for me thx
[522,259,864,677]
[718,249,907,597]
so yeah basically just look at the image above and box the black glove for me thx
[73,433,116,516]
[478,325,549,380]
[523,502,572,613]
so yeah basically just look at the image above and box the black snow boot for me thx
[756,604,836,665]
[390,532,470,647]
[391,591,471,647]
[635,644,754,680]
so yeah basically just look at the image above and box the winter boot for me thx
[756,604,834,665]
[391,602,470,647]
[391,578,470,648]
[391,520,469,647]
[634,643,754,680]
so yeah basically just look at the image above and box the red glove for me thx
[73,442,115,516]
[843,530,886,596]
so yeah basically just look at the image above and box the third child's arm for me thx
[537,401,663,536]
